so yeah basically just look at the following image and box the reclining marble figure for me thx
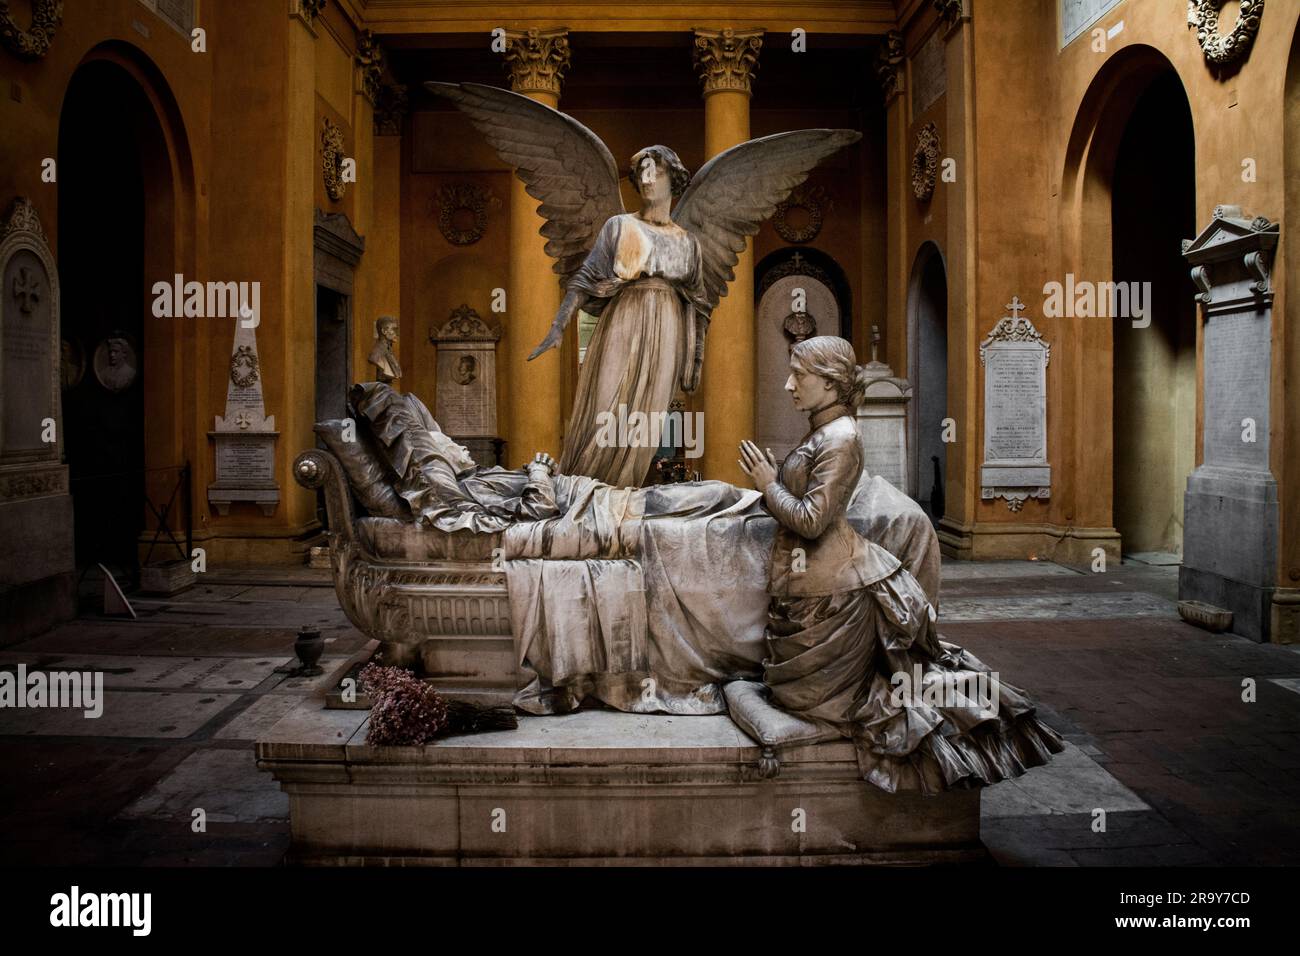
[299,355,1062,793]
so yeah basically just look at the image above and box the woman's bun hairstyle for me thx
[790,335,866,409]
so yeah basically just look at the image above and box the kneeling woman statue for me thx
[738,336,1063,793]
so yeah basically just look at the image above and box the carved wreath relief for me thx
[322,118,347,202]
[0,0,63,60]
[1187,0,1264,67]
[912,123,940,203]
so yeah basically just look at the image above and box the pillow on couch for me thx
[314,420,410,519]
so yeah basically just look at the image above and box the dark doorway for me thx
[1111,71,1196,560]
[58,61,157,574]
[315,285,350,424]
[909,245,948,524]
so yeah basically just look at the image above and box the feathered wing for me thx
[671,128,861,392]
[673,129,862,312]
[424,82,625,282]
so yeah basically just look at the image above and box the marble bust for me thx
[368,316,401,384]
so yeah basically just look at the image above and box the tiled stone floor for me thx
[1,558,1297,866]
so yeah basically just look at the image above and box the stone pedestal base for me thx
[1180,466,1278,642]
[257,706,985,866]
[139,558,197,595]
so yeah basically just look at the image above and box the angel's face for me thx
[634,153,672,205]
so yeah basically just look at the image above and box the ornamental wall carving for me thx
[503,28,571,97]
[1187,0,1264,68]
[773,184,829,244]
[693,28,764,96]
[911,123,940,202]
[0,0,62,60]
[434,184,498,246]
[322,117,347,201]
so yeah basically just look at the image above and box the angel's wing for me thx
[672,129,862,313]
[425,82,625,282]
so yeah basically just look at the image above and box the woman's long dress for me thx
[559,213,707,488]
[762,409,1065,794]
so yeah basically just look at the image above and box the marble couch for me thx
[293,444,515,688]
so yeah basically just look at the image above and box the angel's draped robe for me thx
[559,213,709,487]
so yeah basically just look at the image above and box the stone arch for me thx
[1059,46,1198,561]
[57,41,196,572]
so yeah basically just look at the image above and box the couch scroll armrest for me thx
[294,449,355,546]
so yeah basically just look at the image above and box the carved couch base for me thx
[294,448,514,689]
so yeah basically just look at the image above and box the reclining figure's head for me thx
[428,427,477,477]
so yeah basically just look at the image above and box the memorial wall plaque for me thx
[1178,205,1281,642]
[208,316,280,516]
[0,197,75,623]
[979,300,1050,511]
[430,304,502,465]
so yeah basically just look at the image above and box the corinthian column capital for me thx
[692,28,764,96]
[503,28,571,99]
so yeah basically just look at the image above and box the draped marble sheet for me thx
[502,473,942,716]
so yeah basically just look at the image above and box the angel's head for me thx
[628,146,690,202]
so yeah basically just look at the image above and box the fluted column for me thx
[503,28,570,467]
[694,27,763,485]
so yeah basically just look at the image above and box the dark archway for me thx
[906,241,947,522]
[58,48,189,580]
[1110,71,1197,560]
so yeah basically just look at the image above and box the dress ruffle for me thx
[764,565,1064,795]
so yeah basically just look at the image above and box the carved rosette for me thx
[693,28,764,96]
[0,0,63,60]
[503,28,571,98]
[1187,0,1264,67]
[356,29,386,103]
[874,30,905,104]
[321,117,346,201]
[374,83,408,136]
[773,184,828,244]
[911,123,940,202]
[434,183,497,246]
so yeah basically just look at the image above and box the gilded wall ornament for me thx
[229,344,260,389]
[503,28,571,97]
[356,29,385,103]
[434,183,496,246]
[0,0,63,60]
[1187,0,1264,67]
[322,117,346,202]
[773,184,829,244]
[874,30,904,103]
[693,28,764,96]
[911,123,940,202]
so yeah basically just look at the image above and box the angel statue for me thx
[427,82,861,487]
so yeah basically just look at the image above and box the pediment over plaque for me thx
[1181,205,1277,310]
[430,304,502,344]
